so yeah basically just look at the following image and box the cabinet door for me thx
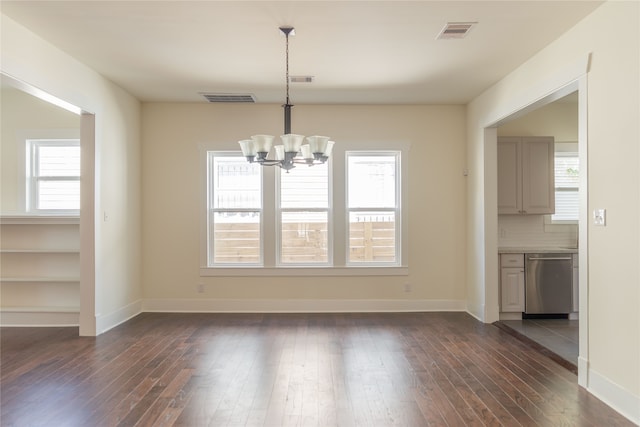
[501,267,525,312]
[497,138,522,214]
[521,137,555,214]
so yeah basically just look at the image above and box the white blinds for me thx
[552,153,579,221]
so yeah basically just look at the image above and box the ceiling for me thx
[1,1,602,105]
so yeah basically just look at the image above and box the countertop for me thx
[499,247,578,254]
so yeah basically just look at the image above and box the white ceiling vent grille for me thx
[289,76,314,83]
[437,22,477,39]
[200,93,256,103]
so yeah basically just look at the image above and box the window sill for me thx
[200,266,409,277]
[544,215,578,227]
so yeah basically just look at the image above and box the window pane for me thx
[37,145,80,177]
[211,211,260,264]
[348,155,396,208]
[553,153,579,221]
[552,190,579,221]
[555,155,579,188]
[37,180,80,210]
[280,211,328,263]
[212,157,261,209]
[348,212,396,263]
[280,163,328,208]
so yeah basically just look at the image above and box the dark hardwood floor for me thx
[1,312,633,426]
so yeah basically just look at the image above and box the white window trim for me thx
[15,130,79,216]
[206,151,264,267]
[275,162,333,267]
[199,141,410,277]
[345,150,402,267]
[26,137,80,215]
[548,142,579,225]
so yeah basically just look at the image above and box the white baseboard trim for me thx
[499,312,522,321]
[96,299,143,334]
[578,356,589,388]
[0,308,79,327]
[465,302,485,322]
[142,298,467,313]
[587,366,640,425]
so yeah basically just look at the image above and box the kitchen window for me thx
[27,139,80,214]
[551,148,579,222]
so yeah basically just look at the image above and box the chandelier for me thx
[238,27,335,172]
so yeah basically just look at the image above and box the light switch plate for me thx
[593,208,606,226]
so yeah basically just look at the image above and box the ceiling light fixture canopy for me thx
[238,26,334,172]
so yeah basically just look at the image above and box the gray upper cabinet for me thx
[498,136,555,215]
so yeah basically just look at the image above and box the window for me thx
[204,148,406,273]
[552,150,579,222]
[347,153,400,265]
[27,139,80,213]
[207,154,262,265]
[279,163,330,265]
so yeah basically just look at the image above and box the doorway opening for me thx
[485,77,589,385]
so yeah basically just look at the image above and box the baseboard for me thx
[578,356,589,387]
[587,366,640,425]
[465,301,485,322]
[499,312,522,321]
[95,299,143,334]
[142,298,467,313]
[0,307,79,327]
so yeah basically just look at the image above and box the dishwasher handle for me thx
[527,256,572,261]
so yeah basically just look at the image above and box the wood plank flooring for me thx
[1,312,634,426]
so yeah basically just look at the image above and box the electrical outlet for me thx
[197,284,205,293]
[404,283,412,293]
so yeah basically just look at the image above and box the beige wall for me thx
[1,86,80,214]
[467,1,639,421]
[497,98,578,140]
[1,15,143,334]
[141,103,467,307]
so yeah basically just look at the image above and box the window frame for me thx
[26,138,81,215]
[548,143,579,224]
[200,142,409,277]
[345,151,401,267]
[206,151,264,267]
[276,162,333,267]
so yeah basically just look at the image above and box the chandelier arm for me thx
[258,160,283,167]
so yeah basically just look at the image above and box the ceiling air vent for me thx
[436,22,477,40]
[289,76,314,83]
[200,93,256,103]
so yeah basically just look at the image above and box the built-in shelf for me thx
[0,217,80,326]
[0,249,79,254]
[0,215,79,225]
[1,277,80,283]
[0,306,79,313]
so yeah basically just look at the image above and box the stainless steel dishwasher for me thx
[525,253,573,314]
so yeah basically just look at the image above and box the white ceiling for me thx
[1,1,602,105]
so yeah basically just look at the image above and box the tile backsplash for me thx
[498,215,578,248]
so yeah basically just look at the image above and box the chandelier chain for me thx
[285,31,290,105]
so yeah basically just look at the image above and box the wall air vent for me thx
[289,76,314,83]
[200,93,256,103]
[436,22,477,39]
